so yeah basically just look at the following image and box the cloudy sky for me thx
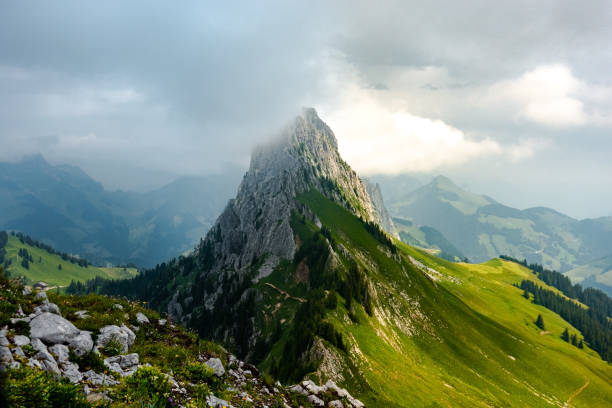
[1,1,611,218]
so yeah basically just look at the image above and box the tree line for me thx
[501,255,612,318]
[519,280,611,362]
[1,231,90,268]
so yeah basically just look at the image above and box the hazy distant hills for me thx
[377,174,612,292]
[0,155,241,267]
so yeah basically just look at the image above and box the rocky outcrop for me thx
[104,353,139,377]
[364,179,399,239]
[287,379,364,408]
[96,324,135,354]
[193,108,386,285]
[30,312,81,343]
[205,357,226,377]
[1,291,143,391]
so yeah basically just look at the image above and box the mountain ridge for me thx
[383,174,612,283]
[0,155,243,267]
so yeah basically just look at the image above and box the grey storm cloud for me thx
[0,1,611,217]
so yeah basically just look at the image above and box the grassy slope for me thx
[3,235,137,287]
[296,189,612,407]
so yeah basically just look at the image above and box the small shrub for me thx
[21,344,36,357]
[186,383,211,407]
[324,291,338,310]
[69,349,105,373]
[185,362,214,382]
[102,334,123,356]
[11,319,30,336]
[116,366,172,407]
[261,372,275,388]
[4,366,89,408]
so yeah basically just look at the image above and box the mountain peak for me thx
[431,175,457,189]
[195,109,387,280]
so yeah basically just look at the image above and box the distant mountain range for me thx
[374,174,612,293]
[0,155,242,267]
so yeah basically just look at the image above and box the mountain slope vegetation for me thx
[0,231,137,287]
[381,175,612,290]
[78,110,612,407]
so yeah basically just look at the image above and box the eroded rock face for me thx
[96,325,135,353]
[30,312,80,344]
[104,353,140,377]
[364,179,399,239]
[61,361,83,383]
[49,344,70,362]
[34,302,61,315]
[13,335,30,347]
[205,357,225,377]
[69,331,93,356]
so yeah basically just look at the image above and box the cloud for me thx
[486,64,612,127]
[320,82,537,175]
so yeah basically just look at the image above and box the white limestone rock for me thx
[0,346,13,363]
[34,302,61,315]
[83,370,119,386]
[13,335,30,347]
[307,394,325,407]
[29,312,80,344]
[12,346,25,359]
[96,325,135,353]
[206,394,233,408]
[69,331,94,356]
[136,312,150,324]
[205,357,225,377]
[49,344,70,362]
[35,291,48,301]
[61,361,83,383]
[31,338,47,353]
[302,379,326,395]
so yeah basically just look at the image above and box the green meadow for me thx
[260,189,612,407]
[3,235,137,287]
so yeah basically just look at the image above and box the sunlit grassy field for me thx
[3,235,138,287]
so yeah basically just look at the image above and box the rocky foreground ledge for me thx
[0,281,364,408]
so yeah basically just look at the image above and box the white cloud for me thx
[486,64,612,127]
[319,83,537,175]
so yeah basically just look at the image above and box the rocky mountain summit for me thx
[194,108,391,283]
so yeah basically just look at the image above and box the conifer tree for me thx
[561,328,570,342]
[571,334,578,346]
[578,339,584,349]
[535,314,545,330]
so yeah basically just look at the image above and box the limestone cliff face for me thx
[195,108,382,279]
[364,179,399,239]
